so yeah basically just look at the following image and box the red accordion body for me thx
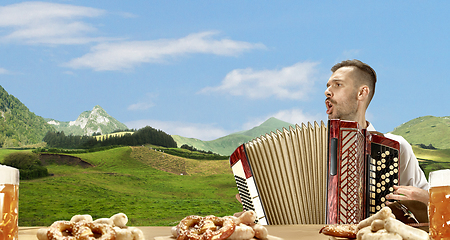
[327,120,400,224]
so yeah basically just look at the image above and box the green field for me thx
[1,147,242,227]
[2,144,450,227]
[411,145,450,179]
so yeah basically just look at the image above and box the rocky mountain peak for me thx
[47,105,128,136]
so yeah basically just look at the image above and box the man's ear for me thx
[357,85,370,101]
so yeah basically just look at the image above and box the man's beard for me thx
[327,100,358,121]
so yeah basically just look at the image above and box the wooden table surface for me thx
[18,225,331,240]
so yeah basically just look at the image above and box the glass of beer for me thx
[0,165,19,240]
[429,169,450,239]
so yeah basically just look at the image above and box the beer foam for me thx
[0,165,19,185]
[429,169,450,188]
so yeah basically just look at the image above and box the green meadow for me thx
[411,145,450,179]
[1,147,242,227]
[2,144,450,227]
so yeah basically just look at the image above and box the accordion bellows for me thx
[230,121,328,225]
[230,120,400,225]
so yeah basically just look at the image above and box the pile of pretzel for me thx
[320,207,429,240]
[36,213,145,240]
[172,210,269,240]
[356,207,429,240]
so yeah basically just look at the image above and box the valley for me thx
[1,146,241,226]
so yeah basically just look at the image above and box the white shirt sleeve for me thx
[384,133,429,190]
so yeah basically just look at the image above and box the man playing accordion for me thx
[325,59,429,204]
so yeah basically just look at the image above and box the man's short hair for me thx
[331,59,377,103]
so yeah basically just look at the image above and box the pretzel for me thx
[203,216,236,240]
[47,221,78,240]
[319,224,358,239]
[176,215,236,240]
[38,213,143,240]
[76,222,116,240]
[174,211,268,240]
[177,215,203,240]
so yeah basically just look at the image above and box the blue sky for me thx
[1,1,448,140]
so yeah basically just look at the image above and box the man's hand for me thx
[385,185,429,204]
[236,194,242,204]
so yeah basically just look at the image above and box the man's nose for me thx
[325,87,332,97]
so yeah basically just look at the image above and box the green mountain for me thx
[0,85,56,147]
[390,115,450,149]
[46,105,128,136]
[172,117,296,156]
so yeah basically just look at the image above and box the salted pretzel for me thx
[38,213,143,240]
[76,222,116,240]
[176,215,236,240]
[47,221,79,240]
[319,224,358,239]
[46,220,116,240]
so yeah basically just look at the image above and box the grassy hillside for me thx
[412,144,450,179]
[172,117,296,156]
[391,115,450,149]
[3,142,450,227]
[2,147,241,227]
[0,85,56,147]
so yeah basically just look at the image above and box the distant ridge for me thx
[390,115,450,149]
[172,117,296,156]
[0,85,55,147]
[46,105,128,136]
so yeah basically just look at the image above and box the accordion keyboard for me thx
[367,143,399,215]
[234,175,256,212]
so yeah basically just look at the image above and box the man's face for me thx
[325,66,359,121]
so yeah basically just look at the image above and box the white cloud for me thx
[127,102,155,111]
[199,61,320,100]
[0,68,9,74]
[0,1,109,44]
[242,108,326,130]
[125,119,229,141]
[64,31,266,71]
[127,93,157,111]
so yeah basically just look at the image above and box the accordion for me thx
[229,119,400,225]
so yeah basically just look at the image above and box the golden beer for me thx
[0,184,19,240]
[429,169,450,240]
[0,165,19,240]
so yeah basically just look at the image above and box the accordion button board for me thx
[367,136,400,215]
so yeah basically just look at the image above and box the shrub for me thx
[2,152,49,180]
[418,143,437,150]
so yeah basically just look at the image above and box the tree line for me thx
[43,126,177,149]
